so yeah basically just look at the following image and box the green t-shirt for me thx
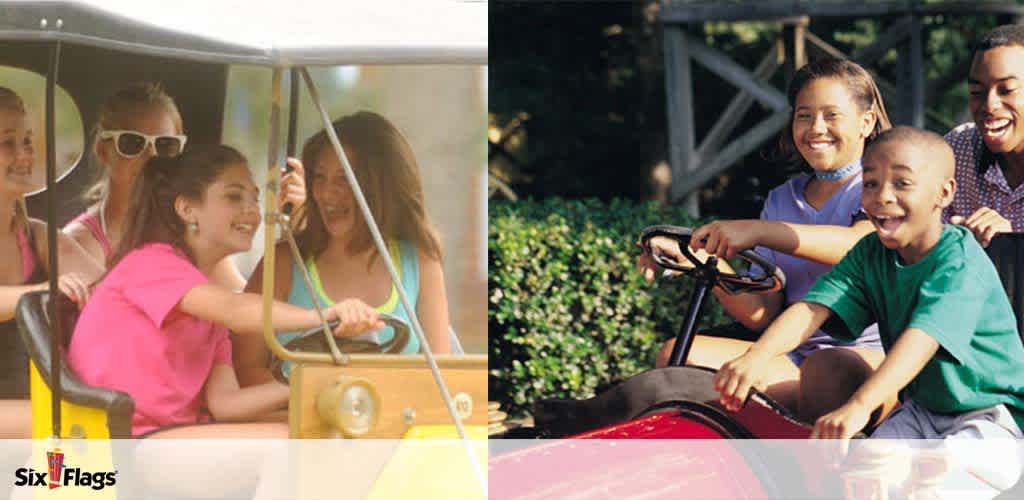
[803,225,1024,428]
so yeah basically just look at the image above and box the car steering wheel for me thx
[639,224,786,294]
[269,313,411,383]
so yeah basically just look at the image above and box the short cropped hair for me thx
[973,24,1024,55]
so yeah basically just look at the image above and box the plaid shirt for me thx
[944,122,1024,231]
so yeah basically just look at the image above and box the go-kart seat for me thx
[985,233,1024,345]
[14,290,134,439]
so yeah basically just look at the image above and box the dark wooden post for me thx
[664,24,698,214]
[782,16,809,86]
[896,15,924,127]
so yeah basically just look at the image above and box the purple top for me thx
[752,169,882,356]
[944,122,1024,230]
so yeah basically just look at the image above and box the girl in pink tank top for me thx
[0,87,103,438]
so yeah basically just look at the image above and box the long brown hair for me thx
[0,86,32,236]
[775,57,892,165]
[296,111,442,266]
[83,82,184,205]
[109,144,246,269]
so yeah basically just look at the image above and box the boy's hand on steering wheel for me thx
[691,220,763,259]
[326,299,385,337]
[713,350,770,412]
[950,207,1011,247]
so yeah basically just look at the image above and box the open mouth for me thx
[232,223,255,236]
[871,214,905,236]
[982,117,1012,143]
[323,205,352,220]
[6,164,31,177]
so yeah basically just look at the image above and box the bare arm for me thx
[204,364,289,422]
[180,282,382,338]
[416,250,451,354]
[754,219,875,265]
[210,257,246,292]
[0,283,47,322]
[714,301,832,411]
[694,219,874,266]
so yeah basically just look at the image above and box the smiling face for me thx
[861,140,955,263]
[311,147,360,240]
[792,77,876,173]
[98,105,180,192]
[969,45,1024,155]
[0,107,33,197]
[183,162,261,259]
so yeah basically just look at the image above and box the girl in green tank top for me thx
[234,112,451,387]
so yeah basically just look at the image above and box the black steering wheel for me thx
[269,313,411,383]
[639,224,786,294]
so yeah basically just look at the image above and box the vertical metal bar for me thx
[663,25,698,216]
[287,68,300,159]
[46,39,62,439]
[299,68,486,494]
[261,68,284,394]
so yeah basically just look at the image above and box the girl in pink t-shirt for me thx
[67,144,381,439]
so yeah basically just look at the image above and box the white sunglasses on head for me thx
[99,130,187,158]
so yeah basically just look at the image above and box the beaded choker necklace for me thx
[814,160,861,181]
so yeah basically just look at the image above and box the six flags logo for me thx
[13,448,118,491]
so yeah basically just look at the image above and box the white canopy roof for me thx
[0,0,487,65]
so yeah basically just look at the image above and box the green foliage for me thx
[488,198,731,415]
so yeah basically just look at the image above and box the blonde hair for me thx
[0,86,32,236]
[83,82,183,204]
[296,111,442,266]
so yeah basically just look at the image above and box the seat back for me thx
[14,291,134,439]
[984,233,1024,345]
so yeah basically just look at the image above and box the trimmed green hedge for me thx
[489,198,731,415]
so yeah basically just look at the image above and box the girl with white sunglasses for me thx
[63,82,306,289]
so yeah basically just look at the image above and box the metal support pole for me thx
[261,68,284,380]
[663,25,698,215]
[46,39,62,440]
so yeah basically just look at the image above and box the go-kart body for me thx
[492,228,1024,498]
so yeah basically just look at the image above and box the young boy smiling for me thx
[714,126,1024,443]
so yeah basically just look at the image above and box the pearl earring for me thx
[188,222,199,234]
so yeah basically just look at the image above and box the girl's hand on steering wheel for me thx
[638,236,716,282]
[691,220,764,259]
[326,299,385,337]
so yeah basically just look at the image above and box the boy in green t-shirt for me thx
[714,126,1024,444]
